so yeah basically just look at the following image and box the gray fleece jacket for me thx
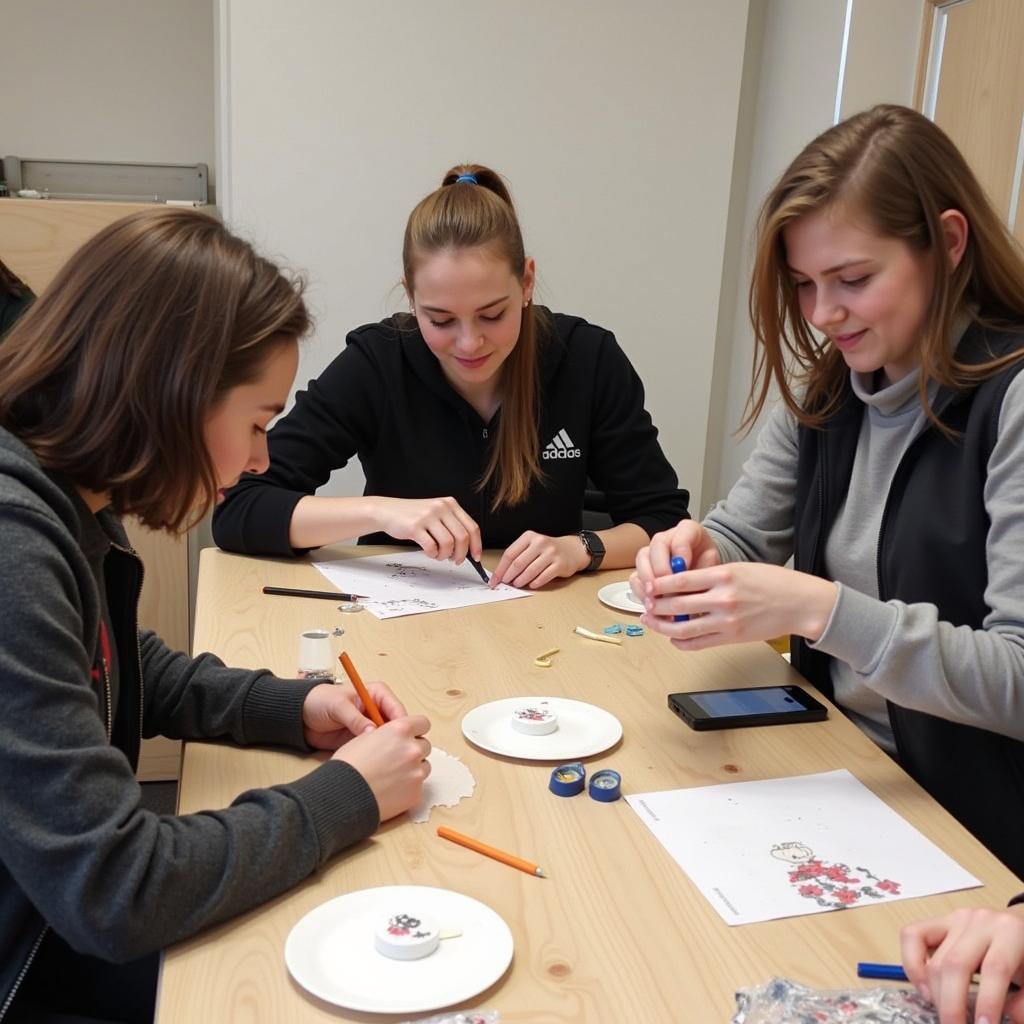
[0,426,379,1019]
[704,367,1024,747]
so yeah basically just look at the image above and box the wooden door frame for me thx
[913,0,975,111]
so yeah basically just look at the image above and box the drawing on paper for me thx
[772,842,902,909]
[313,550,532,619]
[624,769,978,926]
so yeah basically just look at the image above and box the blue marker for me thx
[856,962,908,982]
[670,555,689,622]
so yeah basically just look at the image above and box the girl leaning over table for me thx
[632,106,1024,1022]
[637,104,1024,872]
[0,209,430,1024]
[211,163,689,589]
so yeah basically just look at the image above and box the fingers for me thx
[975,914,1024,1024]
[902,909,1024,1024]
[365,681,407,723]
[403,497,479,563]
[646,521,702,578]
[900,918,946,997]
[494,533,579,589]
[635,547,655,586]
[450,504,483,562]
[490,534,529,587]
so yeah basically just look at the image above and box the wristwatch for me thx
[578,530,606,573]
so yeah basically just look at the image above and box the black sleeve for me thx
[212,337,383,556]
[587,331,690,536]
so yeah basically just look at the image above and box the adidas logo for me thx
[542,428,581,460]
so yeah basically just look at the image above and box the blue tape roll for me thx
[588,769,622,802]
[549,762,586,797]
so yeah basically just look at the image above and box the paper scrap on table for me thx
[408,748,476,824]
[314,551,532,619]
[626,769,980,926]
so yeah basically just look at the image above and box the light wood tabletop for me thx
[156,547,1022,1023]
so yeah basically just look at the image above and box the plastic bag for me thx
[731,976,1002,1023]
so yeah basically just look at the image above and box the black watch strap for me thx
[579,530,606,573]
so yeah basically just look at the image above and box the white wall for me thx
[0,0,216,190]
[220,0,754,516]
[706,0,924,514]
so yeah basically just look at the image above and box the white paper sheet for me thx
[626,769,980,926]
[313,551,532,619]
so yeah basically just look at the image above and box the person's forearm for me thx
[288,495,386,549]
[594,522,652,571]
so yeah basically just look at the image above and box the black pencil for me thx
[262,585,369,602]
[466,556,490,584]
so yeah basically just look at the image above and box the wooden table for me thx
[156,547,1022,1022]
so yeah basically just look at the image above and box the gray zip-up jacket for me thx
[0,426,379,1019]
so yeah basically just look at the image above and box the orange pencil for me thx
[437,826,545,878]
[337,651,385,727]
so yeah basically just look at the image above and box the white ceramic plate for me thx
[462,697,623,760]
[285,885,513,1014]
[597,581,645,614]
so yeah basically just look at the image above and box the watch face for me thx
[583,530,605,555]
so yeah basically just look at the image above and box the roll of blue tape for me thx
[549,762,586,797]
[588,769,622,802]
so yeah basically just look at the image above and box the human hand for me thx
[489,531,589,589]
[637,561,838,651]
[371,496,482,564]
[632,520,722,596]
[302,680,407,750]
[332,714,432,821]
[900,906,1024,1024]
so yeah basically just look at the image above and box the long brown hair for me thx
[0,208,308,531]
[746,104,1024,431]
[402,163,544,510]
[0,257,29,298]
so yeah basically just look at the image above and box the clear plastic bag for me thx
[732,976,1001,1023]
[401,1012,499,1024]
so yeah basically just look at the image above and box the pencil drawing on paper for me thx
[313,550,533,620]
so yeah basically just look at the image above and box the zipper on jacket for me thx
[0,924,48,1022]
[101,650,112,742]
[482,427,488,439]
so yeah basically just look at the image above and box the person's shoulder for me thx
[0,435,80,562]
[325,315,420,379]
[545,310,611,346]
[345,314,415,350]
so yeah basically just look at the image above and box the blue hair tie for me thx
[455,173,478,184]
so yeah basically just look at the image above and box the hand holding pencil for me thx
[327,652,433,821]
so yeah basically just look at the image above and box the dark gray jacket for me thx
[0,427,379,1019]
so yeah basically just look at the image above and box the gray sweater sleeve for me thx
[813,373,1024,740]
[702,399,800,567]
[0,507,379,964]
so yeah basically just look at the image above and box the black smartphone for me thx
[667,684,828,731]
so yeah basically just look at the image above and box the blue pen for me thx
[670,555,689,622]
[856,962,908,982]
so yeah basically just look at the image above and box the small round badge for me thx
[374,912,440,961]
[511,702,558,735]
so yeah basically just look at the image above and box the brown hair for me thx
[402,163,544,510]
[746,104,1024,431]
[0,208,308,531]
[0,257,29,298]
